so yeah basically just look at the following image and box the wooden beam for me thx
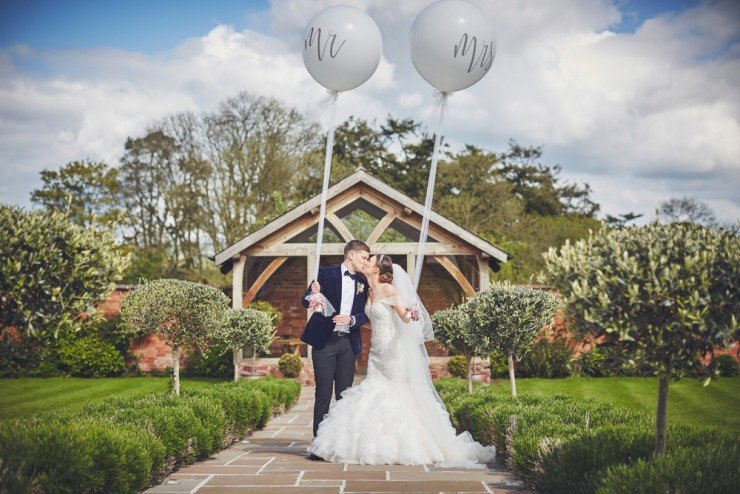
[242,257,288,307]
[327,212,354,242]
[406,253,416,284]
[231,254,246,364]
[366,212,396,244]
[434,255,476,298]
[477,255,490,292]
[246,242,476,257]
[232,255,246,310]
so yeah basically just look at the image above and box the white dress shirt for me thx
[334,262,355,334]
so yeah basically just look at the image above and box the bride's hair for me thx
[376,254,393,283]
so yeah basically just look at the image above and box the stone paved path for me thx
[144,386,531,494]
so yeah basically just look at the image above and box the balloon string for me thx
[413,92,448,290]
[313,90,339,281]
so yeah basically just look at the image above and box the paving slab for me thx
[144,385,531,493]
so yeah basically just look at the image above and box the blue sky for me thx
[0,0,271,52]
[1,0,700,52]
[0,0,738,223]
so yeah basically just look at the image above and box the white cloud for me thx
[0,0,738,225]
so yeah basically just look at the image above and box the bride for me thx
[308,253,495,467]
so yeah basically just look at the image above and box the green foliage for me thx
[120,279,229,349]
[0,204,130,339]
[183,344,232,378]
[542,222,739,380]
[467,282,559,359]
[434,378,738,493]
[0,331,41,377]
[56,332,125,377]
[30,159,122,227]
[518,337,572,378]
[596,442,740,494]
[0,378,300,492]
[248,301,282,326]
[714,354,738,377]
[571,346,624,377]
[447,355,468,378]
[432,305,485,357]
[278,354,303,378]
[214,308,276,354]
[488,350,509,378]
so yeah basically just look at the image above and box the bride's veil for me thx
[390,263,447,411]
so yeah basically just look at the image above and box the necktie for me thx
[344,270,356,280]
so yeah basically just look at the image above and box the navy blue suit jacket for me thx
[300,264,368,355]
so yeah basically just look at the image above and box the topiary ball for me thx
[278,354,303,378]
[447,355,468,378]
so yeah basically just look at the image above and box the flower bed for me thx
[0,377,300,493]
[435,378,738,494]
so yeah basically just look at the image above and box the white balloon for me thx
[410,0,497,93]
[302,6,383,93]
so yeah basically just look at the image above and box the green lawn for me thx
[0,376,227,419]
[484,376,740,431]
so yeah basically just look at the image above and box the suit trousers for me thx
[311,331,356,437]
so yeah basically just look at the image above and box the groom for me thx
[300,239,370,446]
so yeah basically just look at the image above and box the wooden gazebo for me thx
[214,168,508,366]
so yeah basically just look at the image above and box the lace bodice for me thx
[365,296,404,380]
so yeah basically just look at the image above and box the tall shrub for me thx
[120,279,229,395]
[542,222,739,455]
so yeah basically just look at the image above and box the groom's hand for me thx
[311,281,321,294]
[332,314,351,325]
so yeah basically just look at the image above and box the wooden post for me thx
[232,255,246,367]
[477,254,490,292]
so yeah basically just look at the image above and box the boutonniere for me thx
[356,282,365,295]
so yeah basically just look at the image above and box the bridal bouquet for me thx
[305,293,335,317]
[405,304,421,322]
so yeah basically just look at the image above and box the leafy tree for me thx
[542,222,739,455]
[657,197,717,228]
[500,140,599,217]
[433,305,487,393]
[467,282,559,396]
[31,160,121,227]
[211,308,276,382]
[120,279,230,395]
[605,212,643,228]
[0,205,130,339]
[435,145,524,235]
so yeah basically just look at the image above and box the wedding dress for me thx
[307,264,495,467]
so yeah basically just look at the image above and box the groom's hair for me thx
[344,239,370,258]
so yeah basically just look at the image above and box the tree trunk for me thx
[466,353,473,394]
[508,353,517,397]
[172,343,180,396]
[233,348,240,383]
[655,373,670,456]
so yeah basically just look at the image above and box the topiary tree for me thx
[467,281,559,397]
[212,308,276,382]
[433,305,487,393]
[0,205,130,339]
[542,222,739,455]
[120,279,229,395]
[278,353,303,378]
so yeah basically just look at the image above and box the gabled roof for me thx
[214,168,509,265]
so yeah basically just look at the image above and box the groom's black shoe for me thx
[308,453,324,461]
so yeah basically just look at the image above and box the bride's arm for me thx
[386,286,413,323]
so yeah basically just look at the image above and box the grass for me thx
[0,376,227,419]
[483,376,740,432]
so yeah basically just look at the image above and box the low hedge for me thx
[434,377,738,494]
[0,378,300,493]
[596,442,740,494]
